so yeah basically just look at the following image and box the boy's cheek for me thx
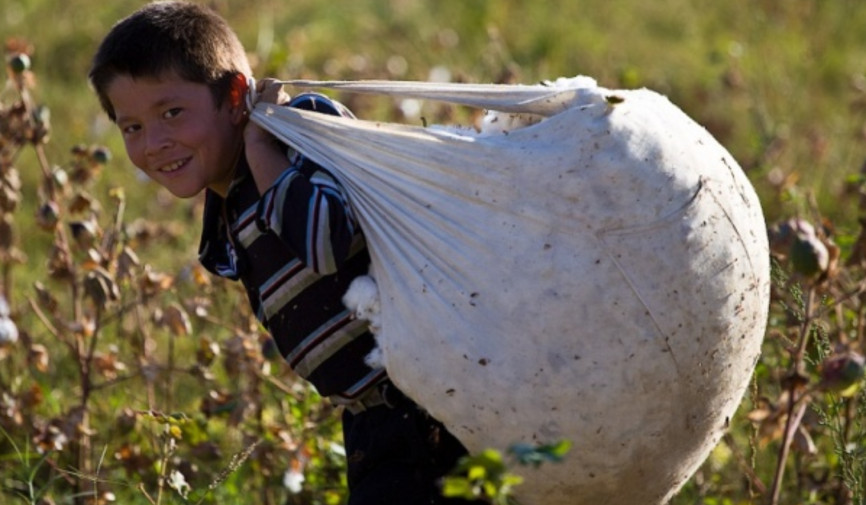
[124,152,148,174]
[120,139,145,170]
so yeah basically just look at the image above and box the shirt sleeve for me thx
[255,93,360,274]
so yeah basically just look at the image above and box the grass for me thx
[3,0,866,504]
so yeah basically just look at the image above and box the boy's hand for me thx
[254,78,291,108]
[243,78,292,193]
[243,78,289,146]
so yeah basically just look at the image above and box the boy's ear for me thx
[228,73,249,115]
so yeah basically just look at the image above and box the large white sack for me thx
[250,76,770,505]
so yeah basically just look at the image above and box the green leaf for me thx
[441,477,476,499]
[508,439,572,468]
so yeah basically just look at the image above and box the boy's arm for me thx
[244,79,294,192]
[249,91,360,275]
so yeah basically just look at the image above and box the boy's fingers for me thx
[255,77,277,92]
[255,78,285,104]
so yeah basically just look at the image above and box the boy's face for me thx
[106,71,244,198]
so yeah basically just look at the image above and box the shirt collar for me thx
[197,157,251,278]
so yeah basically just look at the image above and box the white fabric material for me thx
[249,76,770,505]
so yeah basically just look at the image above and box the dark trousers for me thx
[342,384,480,505]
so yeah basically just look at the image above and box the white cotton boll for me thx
[167,470,191,499]
[283,468,305,494]
[428,65,452,83]
[342,274,381,333]
[329,441,346,457]
[344,274,385,368]
[479,110,544,135]
[543,74,598,89]
[400,98,422,119]
[364,347,385,369]
[0,318,18,345]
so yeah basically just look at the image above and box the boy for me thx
[88,2,474,503]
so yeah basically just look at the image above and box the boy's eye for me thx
[121,124,141,135]
[163,107,182,119]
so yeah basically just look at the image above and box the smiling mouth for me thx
[157,158,190,174]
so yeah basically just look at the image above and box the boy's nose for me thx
[144,125,172,156]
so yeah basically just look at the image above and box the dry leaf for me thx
[161,303,192,337]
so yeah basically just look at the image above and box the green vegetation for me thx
[3,0,866,504]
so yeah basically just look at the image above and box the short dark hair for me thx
[89,0,252,121]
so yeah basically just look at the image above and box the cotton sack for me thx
[249,76,770,505]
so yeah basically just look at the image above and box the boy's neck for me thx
[209,141,245,197]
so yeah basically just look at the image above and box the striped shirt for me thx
[198,93,386,403]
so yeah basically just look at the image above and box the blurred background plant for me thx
[2,0,866,503]
[1,38,345,505]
